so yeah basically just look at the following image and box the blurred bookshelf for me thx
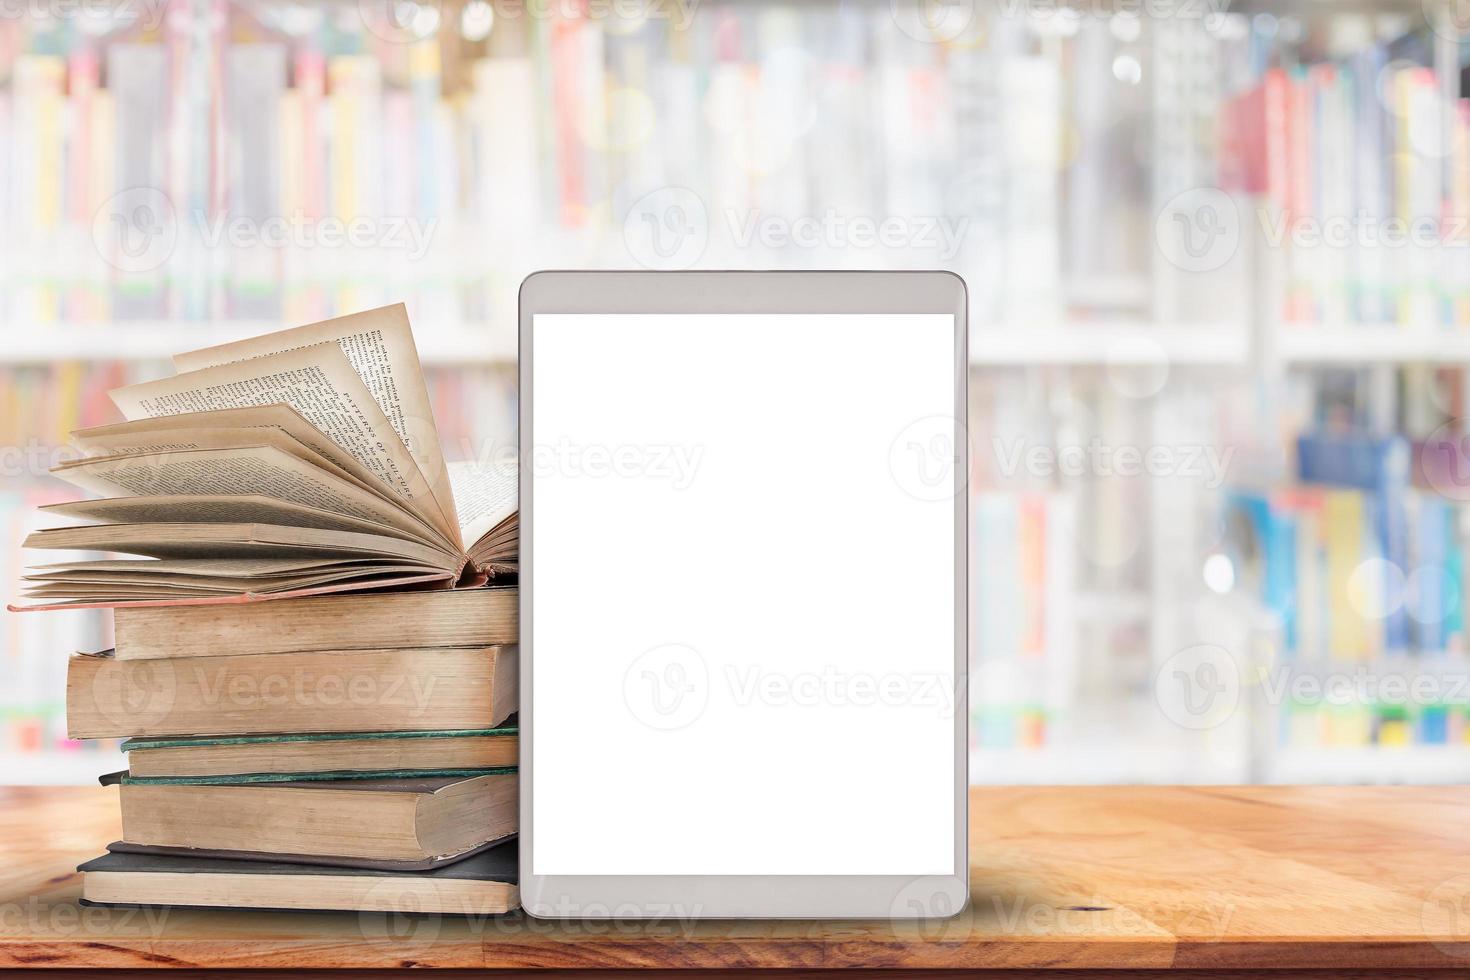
[2,0,1470,784]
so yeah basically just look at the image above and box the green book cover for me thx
[122,721,518,753]
[115,766,517,786]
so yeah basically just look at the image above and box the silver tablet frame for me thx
[518,271,968,920]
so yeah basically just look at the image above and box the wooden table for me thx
[1,785,1467,977]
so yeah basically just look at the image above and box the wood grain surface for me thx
[0,785,1466,972]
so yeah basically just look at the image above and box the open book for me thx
[10,305,516,610]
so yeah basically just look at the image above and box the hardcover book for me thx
[123,720,518,780]
[80,838,519,913]
[103,771,517,866]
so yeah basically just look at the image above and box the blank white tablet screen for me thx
[531,313,956,876]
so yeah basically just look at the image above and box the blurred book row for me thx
[0,0,1205,332]
[1222,50,1470,328]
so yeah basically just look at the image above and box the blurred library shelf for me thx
[1276,327,1470,365]
[3,0,1470,785]
[969,322,1248,365]
[0,322,516,364]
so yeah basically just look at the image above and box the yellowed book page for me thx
[23,522,454,567]
[27,557,406,578]
[66,425,402,517]
[41,495,429,543]
[74,406,405,515]
[109,345,457,545]
[173,304,459,539]
[26,564,433,593]
[447,460,518,550]
[51,446,434,540]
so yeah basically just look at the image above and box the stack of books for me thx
[10,305,523,915]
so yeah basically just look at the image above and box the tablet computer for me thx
[519,271,967,919]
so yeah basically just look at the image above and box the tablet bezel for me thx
[518,270,968,919]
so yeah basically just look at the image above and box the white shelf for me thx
[0,320,1257,368]
[0,324,516,366]
[1278,325,1470,364]
[970,323,1247,366]
[1264,747,1470,785]
[970,744,1250,784]
[0,752,125,786]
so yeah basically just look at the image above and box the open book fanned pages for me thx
[9,305,517,610]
